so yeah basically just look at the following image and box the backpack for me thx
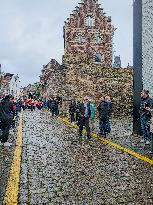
[0,102,12,122]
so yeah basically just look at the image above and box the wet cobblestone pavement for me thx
[18,110,153,205]
[93,119,153,158]
[0,127,18,204]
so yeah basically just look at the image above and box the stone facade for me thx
[40,59,66,99]
[63,54,133,117]
[142,0,153,95]
[22,84,35,97]
[63,0,115,67]
[39,0,133,117]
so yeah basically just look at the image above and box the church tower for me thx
[63,0,115,67]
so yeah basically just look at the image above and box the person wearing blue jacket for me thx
[89,98,95,130]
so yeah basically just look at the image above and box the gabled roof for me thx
[64,0,115,32]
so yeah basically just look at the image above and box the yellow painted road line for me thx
[58,116,153,166]
[3,111,23,205]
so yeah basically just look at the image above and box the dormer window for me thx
[76,33,86,43]
[86,15,94,27]
[96,35,104,44]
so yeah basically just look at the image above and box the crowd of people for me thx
[0,94,63,146]
[68,96,112,139]
[0,95,22,146]
[0,90,153,147]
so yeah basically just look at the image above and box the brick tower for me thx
[63,0,115,67]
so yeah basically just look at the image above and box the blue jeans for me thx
[140,116,151,141]
[99,116,110,135]
[106,117,111,133]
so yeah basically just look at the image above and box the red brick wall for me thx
[64,0,115,67]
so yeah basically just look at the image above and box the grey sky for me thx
[0,0,133,86]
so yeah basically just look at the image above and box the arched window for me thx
[76,33,86,43]
[96,35,104,44]
[86,15,94,27]
[95,53,105,63]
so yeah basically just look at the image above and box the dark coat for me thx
[69,102,76,114]
[140,96,153,120]
[78,102,91,118]
[97,101,111,120]
[50,100,58,110]
[0,98,14,122]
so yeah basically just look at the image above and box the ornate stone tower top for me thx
[63,0,116,67]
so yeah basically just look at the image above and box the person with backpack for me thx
[0,95,14,146]
[78,96,91,140]
[105,96,112,135]
[97,96,112,138]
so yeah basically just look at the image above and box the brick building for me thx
[63,0,115,67]
[39,0,133,117]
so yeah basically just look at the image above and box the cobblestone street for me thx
[17,110,153,205]
[0,127,18,205]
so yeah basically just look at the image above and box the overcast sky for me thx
[0,0,133,86]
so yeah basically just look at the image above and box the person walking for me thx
[89,98,95,131]
[97,96,111,138]
[78,96,91,139]
[50,97,57,116]
[75,100,81,125]
[55,97,59,116]
[0,95,14,146]
[69,100,76,123]
[140,90,153,144]
[105,96,112,135]
[36,99,42,110]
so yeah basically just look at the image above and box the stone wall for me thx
[40,59,66,99]
[62,54,133,117]
[39,54,133,117]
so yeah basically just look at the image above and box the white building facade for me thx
[9,74,21,98]
[142,0,153,95]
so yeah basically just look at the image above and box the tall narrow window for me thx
[96,35,104,44]
[76,33,86,43]
[86,15,94,27]
[95,53,105,63]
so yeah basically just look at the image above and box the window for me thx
[96,35,104,44]
[86,15,94,27]
[76,33,86,43]
[95,53,105,63]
